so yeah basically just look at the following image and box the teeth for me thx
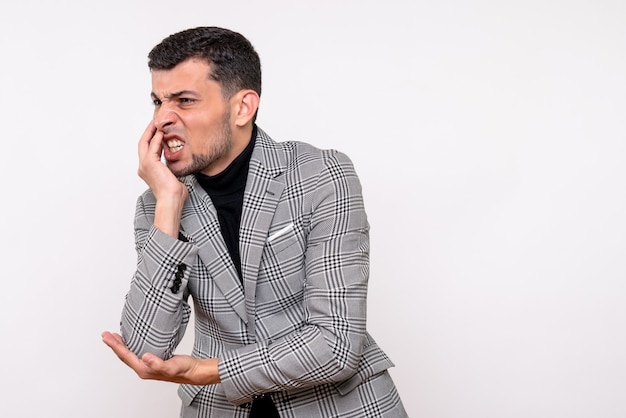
[167,139,184,152]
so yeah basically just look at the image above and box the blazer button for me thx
[171,277,182,293]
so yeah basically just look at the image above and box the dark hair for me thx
[148,26,261,99]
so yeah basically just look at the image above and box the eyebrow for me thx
[151,90,199,100]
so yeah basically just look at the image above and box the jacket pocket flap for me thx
[178,383,204,406]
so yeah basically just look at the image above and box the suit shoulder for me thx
[256,126,354,168]
[278,139,355,172]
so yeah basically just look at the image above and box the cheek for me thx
[184,111,229,146]
[186,114,217,134]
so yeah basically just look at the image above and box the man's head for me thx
[148,27,261,177]
[148,26,261,102]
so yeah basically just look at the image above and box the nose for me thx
[154,106,178,132]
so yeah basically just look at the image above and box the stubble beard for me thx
[167,111,232,177]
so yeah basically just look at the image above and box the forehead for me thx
[151,58,219,96]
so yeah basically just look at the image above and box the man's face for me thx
[151,58,232,177]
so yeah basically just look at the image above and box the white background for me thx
[1,1,625,417]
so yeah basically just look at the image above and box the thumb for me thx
[141,352,165,371]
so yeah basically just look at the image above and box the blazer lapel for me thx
[239,129,287,337]
[180,176,248,323]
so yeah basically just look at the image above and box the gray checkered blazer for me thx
[121,127,407,417]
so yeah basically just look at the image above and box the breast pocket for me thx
[262,221,306,284]
[266,222,301,255]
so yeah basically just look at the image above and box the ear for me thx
[232,90,260,127]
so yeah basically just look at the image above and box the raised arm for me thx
[136,121,188,238]
[103,122,219,385]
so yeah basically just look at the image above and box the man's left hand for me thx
[101,331,220,385]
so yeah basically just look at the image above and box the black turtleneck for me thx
[194,127,256,281]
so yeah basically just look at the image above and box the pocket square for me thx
[267,222,294,242]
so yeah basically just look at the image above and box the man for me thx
[102,26,407,417]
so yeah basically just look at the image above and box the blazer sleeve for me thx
[120,191,198,359]
[218,150,370,405]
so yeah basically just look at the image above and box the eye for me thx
[179,97,195,105]
[152,98,162,106]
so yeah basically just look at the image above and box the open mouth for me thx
[167,139,184,152]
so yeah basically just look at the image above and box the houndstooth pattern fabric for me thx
[120,127,407,417]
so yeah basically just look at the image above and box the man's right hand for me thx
[137,121,188,238]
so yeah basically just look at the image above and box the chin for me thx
[166,163,190,178]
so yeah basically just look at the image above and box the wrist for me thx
[194,357,220,385]
[153,197,185,238]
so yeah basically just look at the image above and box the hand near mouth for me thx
[137,121,188,239]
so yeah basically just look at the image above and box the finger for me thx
[101,331,118,347]
[139,121,156,145]
[147,129,164,158]
[101,332,128,358]
[139,122,165,165]
[141,354,193,384]
[138,122,156,155]
[102,332,140,365]
[101,331,124,346]
[142,352,167,374]
[111,332,125,345]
